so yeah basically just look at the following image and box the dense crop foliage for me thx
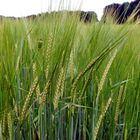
[0,12,139,140]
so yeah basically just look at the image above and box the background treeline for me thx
[1,0,140,24]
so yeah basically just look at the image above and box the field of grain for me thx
[0,13,139,140]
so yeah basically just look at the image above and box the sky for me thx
[0,0,134,19]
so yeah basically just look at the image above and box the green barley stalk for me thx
[138,123,140,140]
[0,122,2,140]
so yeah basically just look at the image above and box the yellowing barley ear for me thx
[115,85,123,123]
[41,80,51,105]
[32,63,41,103]
[60,68,66,98]
[16,55,20,72]
[32,63,37,75]
[96,50,118,106]
[36,84,41,103]
[21,76,38,122]
[70,47,117,104]
[2,112,8,137]
[45,33,53,79]
[7,112,12,140]
[93,95,113,140]
[122,78,128,103]
[69,52,74,81]
[53,67,65,110]
[23,19,32,50]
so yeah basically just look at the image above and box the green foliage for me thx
[0,13,139,140]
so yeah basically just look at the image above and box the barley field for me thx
[0,12,139,140]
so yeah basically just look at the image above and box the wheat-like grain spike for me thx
[21,76,38,122]
[32,63,41,103]
[69,52,74,81]
[2,112,8,136]
[53,67,65,110]
[71,48,117,104]
[93,95,113,140]
[7,112,12,140]
[115,86,123,123]
[45,33,53,79]
[96,50,117,106]
[41,80,51,105]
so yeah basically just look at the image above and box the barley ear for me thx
[45,33,53,79]
[115,85,123,123]
[8,112,12,140]
[21,77,38,122]
[71,48,117,104]
[2,113,7,136]
[41,80,51,105]
[96,50,117,106]
[93,95,113,140]
[69,52,74,81]
[32,63,41,103]
[53,67,65,110]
